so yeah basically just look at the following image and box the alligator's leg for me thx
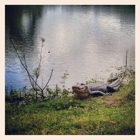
[113,84,122,90]
[108,78,122,91]
[109,78,120,86]
[107,85,116,92]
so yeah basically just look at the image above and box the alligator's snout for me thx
[72,86,80,91]
[72,85,89,99]
[72,85,87,93]
[72,86,77,90]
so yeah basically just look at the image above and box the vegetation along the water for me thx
[5,67,135,135]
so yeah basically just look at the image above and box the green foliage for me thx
[40,97,81,110]
[5,68,135,135]
[86,78,97,84]
[5,80,135,135]
[60,70,69,89]
[5,82,72,107]
[33,66,41,78]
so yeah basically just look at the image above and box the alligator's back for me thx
[88,78,122,93]
[87,82,108,93]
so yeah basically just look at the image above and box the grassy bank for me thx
[5,80,135,135]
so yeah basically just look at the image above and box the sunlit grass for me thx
[5,81,135,135]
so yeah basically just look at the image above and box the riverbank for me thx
[5,79,135,135]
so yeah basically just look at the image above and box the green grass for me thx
[5,81,135,135]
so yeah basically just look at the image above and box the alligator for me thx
[72,78,123,99]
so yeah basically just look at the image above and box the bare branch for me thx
[43,69,53,91]
[11,39,43,91]
[11,38,53,101]
[23,54,35,89]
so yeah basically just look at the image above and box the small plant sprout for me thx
[61,70,69,89]
[41,37,45,43]
[33,66,41,79]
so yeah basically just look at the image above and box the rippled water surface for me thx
[5,5,135,90]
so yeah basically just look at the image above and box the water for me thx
[5,5,135,90]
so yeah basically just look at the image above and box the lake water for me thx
[5,5,135,91]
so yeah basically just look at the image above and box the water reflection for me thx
[5,5,135,90]
[21,11,31,35]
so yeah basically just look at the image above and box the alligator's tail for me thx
[108,78,123,91]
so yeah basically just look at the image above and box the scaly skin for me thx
[72,78,122,99]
